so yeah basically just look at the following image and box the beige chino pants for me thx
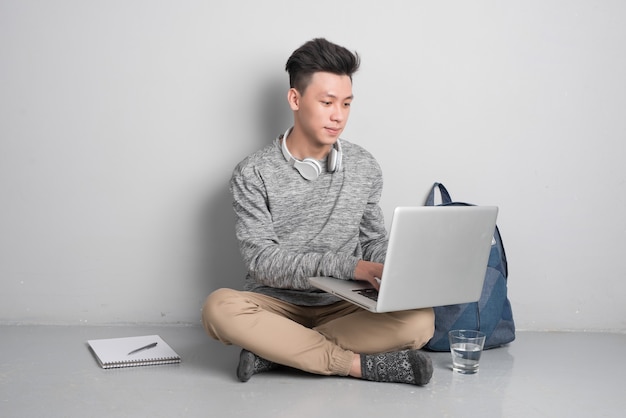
[202,288,435,376]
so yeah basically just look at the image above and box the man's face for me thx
[291,72,353,148]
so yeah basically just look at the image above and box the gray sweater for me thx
[230,136,388,306]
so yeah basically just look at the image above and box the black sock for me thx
[236,349,279,382]
[361,349,433,386]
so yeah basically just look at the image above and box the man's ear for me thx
[287,88,300,111]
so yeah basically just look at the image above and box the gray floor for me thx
[1,325,624,418]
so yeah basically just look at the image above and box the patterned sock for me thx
[361,349,433,386]
[236,349,279,382]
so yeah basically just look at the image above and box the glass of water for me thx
[448,330,486,374]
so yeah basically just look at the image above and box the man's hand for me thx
[354,260,383,290]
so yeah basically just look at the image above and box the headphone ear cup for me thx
[295,158,322,181]
[327,147,338,173]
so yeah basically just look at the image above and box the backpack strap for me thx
[425,182,452,206]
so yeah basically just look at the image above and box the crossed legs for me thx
[202,288,435,384]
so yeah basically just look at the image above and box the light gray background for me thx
[1,0,624,331]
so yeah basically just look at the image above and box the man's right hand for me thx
[353,260,383,290]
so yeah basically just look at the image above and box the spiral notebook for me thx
[87,335,181,369]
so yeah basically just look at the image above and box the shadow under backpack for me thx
[422,182,515,351]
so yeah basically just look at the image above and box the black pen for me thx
[127,342,158,356]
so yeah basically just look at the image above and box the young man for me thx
[202,38,435,385]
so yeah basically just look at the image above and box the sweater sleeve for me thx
[230,162,360,290]
[358,164,388,263]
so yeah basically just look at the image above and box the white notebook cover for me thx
[87,335,181,369]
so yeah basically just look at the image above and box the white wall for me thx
[1,0,625,331]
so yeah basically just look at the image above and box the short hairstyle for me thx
[285,38,360,94]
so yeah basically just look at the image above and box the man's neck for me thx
[285,126,330,160]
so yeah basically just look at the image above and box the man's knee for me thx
[201,288,241,341]
[404,307,435,349]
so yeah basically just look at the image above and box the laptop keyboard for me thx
[353,288,379,302]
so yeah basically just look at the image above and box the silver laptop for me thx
[309,206,498,313]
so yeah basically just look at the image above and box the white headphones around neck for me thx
[280,127,342,181]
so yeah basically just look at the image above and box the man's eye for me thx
[344,102,352,107]
[322,101,332,106]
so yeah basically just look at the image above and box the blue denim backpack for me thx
[423,183,515,351]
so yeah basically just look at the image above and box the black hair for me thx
[285,38,360,94]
